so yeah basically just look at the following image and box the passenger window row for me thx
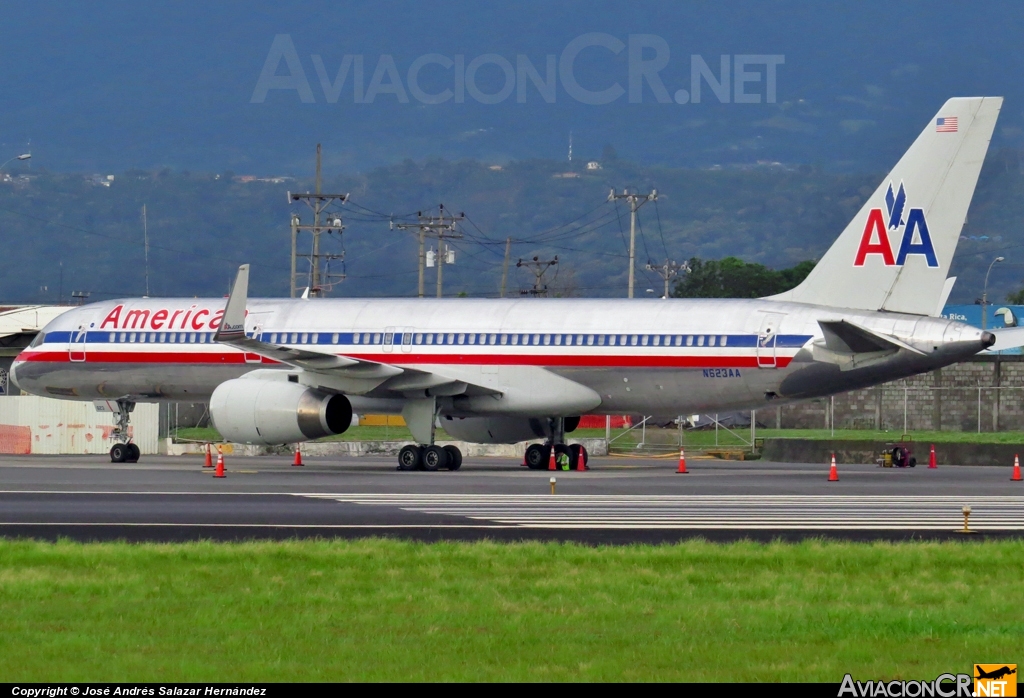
[80,331,735,348]
[263,332,732,348]
[107,331,212,344]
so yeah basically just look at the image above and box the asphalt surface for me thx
[0,453,1022,543]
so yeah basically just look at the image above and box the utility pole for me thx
[392,205,464,298]
[608,188,657,298]
[517,255,558,297]
[287,144,349,297]
[142,204,150,297]
[500,237,512,298]
[646,259,687,299]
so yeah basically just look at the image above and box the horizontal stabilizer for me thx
[814,319,923,371]
[988,327,1024,352]
[819,320,924,355]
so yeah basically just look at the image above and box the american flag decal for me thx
[936,117,958,133]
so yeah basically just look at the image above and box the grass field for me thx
[1,539,1021,681]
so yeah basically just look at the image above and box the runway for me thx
[0,454,1022,542]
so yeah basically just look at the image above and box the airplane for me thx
[11,97,1014,470]
[975,666,1016,681]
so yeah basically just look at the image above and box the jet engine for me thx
[210,378,352,445]
[441,415,579,444]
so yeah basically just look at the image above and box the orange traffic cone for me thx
[576,445,587,472]
[548,446,556,471]
[828,454,839,482]
[1012,454,1022,482]
[928,444,937,469]
[214,444,226,478]
[677,448,688,474]
[204,443,213,468]
[292,444,304,467]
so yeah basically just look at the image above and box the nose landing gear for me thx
[108,399,140,463]
[523,443,589,470]
[110,442,140,463]
[523,418,589,470]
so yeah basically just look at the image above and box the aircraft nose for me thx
[8,361,21,392]
[981,331,996,348]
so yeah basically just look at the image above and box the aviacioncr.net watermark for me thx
[250,33,783,106]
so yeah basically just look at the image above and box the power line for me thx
[654,198,670,259]
[516,255,558,297]
[391,205,465,297]
[607,188,658,298]
[287,144,349,297]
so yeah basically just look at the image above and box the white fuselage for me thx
[11,296,990,417]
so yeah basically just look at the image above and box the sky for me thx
[1,1,1023,174]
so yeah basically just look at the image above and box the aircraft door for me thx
[757,313,785,368]
[69,325,87,362]
[400,327,413,353]
[383,327,395,353]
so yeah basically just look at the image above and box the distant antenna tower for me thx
[142,204,150,297]
[568,131,573,162]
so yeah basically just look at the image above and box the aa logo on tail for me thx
[854,181,939,268]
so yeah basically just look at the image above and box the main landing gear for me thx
[397,443,463,471]
[523,418,589,471]
[108,399,140,463]
[395,397,462,472]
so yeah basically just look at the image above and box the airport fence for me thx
[611,386,1024,457]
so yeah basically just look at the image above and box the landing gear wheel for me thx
[442,445,463,471]
[125,443,140,463]
[525,444,549,470]
[569,444,589,470]
[397,445,422,471]
[422,445,448,471]
[110,443,128,463]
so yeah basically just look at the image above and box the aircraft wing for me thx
[213,265,491,396]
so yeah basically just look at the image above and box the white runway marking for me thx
[301,494,1024,530]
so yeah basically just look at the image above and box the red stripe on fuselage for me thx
[16,349,793,369]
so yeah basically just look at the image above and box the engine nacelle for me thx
[210,378,353,445]
[441,415,578,444]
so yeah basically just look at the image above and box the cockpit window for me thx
[28,332,45,348]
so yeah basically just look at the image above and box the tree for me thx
[1006,287,1024,305]
[671,257,815,298]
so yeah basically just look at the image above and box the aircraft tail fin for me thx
[771,97,1002,315]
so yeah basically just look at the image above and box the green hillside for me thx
[0,148,1021,304]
